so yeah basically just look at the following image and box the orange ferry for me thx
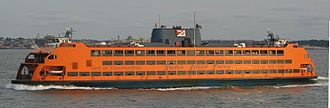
[11,25,317,88]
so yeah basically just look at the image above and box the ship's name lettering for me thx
[190,65,208,69]
[165,66,184,70]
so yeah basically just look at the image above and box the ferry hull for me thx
[11,77,317,89]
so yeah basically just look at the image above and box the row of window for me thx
[67,69,301,77]
[91,50,284,57]
[102,59,292,65]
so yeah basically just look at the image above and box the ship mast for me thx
[193,12,196,46]
[158,14,161,28]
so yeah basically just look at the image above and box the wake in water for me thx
[5,84,115,91]
[273,83,328,88]
[274,76,328,88]
[314,76,329,80]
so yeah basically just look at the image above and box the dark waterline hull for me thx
[11,77,317,89]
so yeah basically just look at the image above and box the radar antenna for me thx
[64,27,75,40]
[267,27,275,41]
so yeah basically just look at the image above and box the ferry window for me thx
[197,60,205,64]
[40,70,44,76]
[260,50,268,56]
[243,60,251,64]
[187,60,196,64]
[72,62,78,69]
[198,70,205,75]
[177,60,186,65]
[136,61,145,65]
[177,71,186,75]
[157,50,165,56]
[125,72,135,76]
[125,61,134,65]
[206,50,215,56]
[252,60,259,64]
[285,69,292,73]
[177,50,186,56]
[79,72,90,76]
[216,70,224,74]
[235,70,242,74]
[207,70,215,74]
[243,50,251,56]
[244,70,251,74]
[67,72,78,76]
[278,69,285,73]
[114,72,124,76]
[252,70,260,74]
[102,50,112,56]
[114,61,123,65]
[146,50,155,56]
[196,50,205,56]
[269,50,276,56]
[285,60,292,64]
[168,71,176,75]
[91,50,101,56]
[277,50,284,56]
[261,60,268,64]
[293,69,300,73]
[102,61,112,65]
[225,50,233,56]
[167,60,176,65]
[187,50,195,56]
[234,50,242,56]
[269,70,277,73]
[215,50,224,56]
[91,72,101,76]
[252,50,259,56]
[146,61,156,65]
[27,54,35,60]
[277,60,285,64]
[188,71,197,75]
[269,60,276,64]
[261,70,268,74]
[136,71,145,76]
[103,72,113,76]
[157,60,166,65]
[157,71,166,75]
[135,50,145,56]
[216,60,224,64]
[167,50,176,56]
[114,50,123,56]
[207,60,214,64]
[48,55,57,60]
[147,71,156,75]
[225,60,233,64]
[234,60,242,64]
[125,50,134,56]
[226,70,233,74]
[86,60,92,67]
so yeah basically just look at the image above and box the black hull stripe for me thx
[11,77,317,89]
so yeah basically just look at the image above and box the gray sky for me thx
[0,0,329,40]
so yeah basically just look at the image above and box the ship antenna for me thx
[158,14,161,28]
[193,11,196,46]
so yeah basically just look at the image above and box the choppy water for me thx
[0,49,328,108]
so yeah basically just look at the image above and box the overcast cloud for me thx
[0,0,329,40]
